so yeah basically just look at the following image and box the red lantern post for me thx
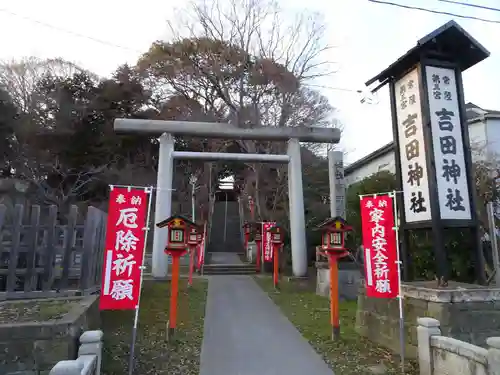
[254,223,262,272]
[248,196,255,220]
[196,230,203,272]
[187,225,201,288]
[156,215,195,340]
[266,225,284,289]
[315,217,352,341]
[242,222,251,252]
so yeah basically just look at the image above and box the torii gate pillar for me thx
[287,138,308,276]
[151,136,309,278]
[152,133,174,278]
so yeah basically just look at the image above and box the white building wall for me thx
[485,118,500,157]
[344,151,396,186]
[468,120,487,147]
[345,118,494,187]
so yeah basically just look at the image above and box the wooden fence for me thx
[0,204,107,300]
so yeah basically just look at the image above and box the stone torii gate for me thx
[114,119,341,277]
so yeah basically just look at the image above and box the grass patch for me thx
[255,277,418,375]
[101,279,208,375]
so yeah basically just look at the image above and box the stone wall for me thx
[356,281,500,359]
[417,317,500,375]
[0,295,99,374]
[316,261,362,301]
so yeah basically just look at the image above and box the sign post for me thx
[315,217,352,340]
[365,21,490,286]
[156,215,195,340]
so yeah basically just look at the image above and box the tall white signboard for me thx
[395,68,432,223]
[425,66,472,220]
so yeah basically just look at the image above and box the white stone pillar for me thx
[328,150,337,218]
[487,337,500,375]
[417,317,441,375]
[287,138,307,277]
[79,330,104,375]
[328,150,345,218]
[152,133,174,278]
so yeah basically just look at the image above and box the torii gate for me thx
[114,119,341,277]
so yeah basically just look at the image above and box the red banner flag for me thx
[99,187,148,310]
[263,221,276,262]
[360,195,399,299]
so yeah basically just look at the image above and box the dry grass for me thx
[0,299,76,323]
[101,279,208,375]
[255,277,418,375]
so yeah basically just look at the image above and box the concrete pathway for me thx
[199,275,334,375]
[208,252,243,265]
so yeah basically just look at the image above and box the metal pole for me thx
[109,184,176,191]
[487,202,500,286]
[391,191,405,374]
[223,191,228,242]
[129,187,154,375]
[190,175,197,223]
[192,189,196,222]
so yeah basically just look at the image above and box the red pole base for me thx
[256,241,262,272]
[169,254,180,340]
[273,245,279,287]
[188,246,195,287]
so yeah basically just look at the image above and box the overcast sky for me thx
[1,0,499,164]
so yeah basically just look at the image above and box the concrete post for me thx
[328,150,345,218]
[487,337,500,375]
[79,330,104,375]
[417,317,441,375]
[328,150,337,218]
[152,133,174,278]
[287,138,307,277]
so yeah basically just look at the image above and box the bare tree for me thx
[0,57,96,112]
[138,0,339,221]
[30,161,116,214]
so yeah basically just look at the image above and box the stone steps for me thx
[207,200,243,253]
[203,264,256,275]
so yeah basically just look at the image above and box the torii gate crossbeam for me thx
[114,119,341,278]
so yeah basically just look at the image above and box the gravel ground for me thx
[101,279,208,375]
